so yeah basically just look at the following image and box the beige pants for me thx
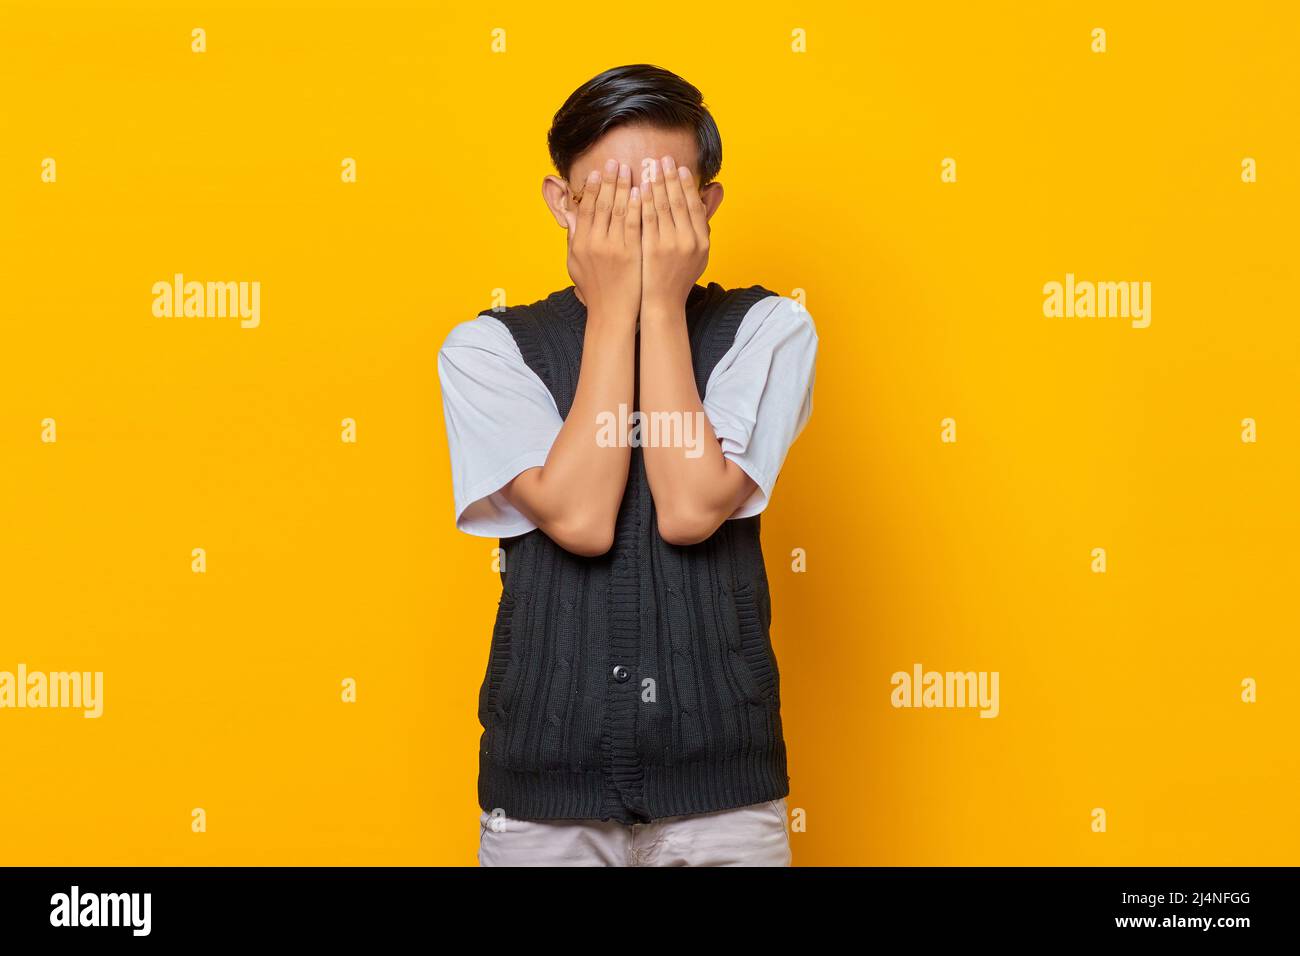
[478,797,791,867]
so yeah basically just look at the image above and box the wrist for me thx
[639,297,686,324]
[584,298,640,328]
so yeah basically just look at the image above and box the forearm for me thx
[505,308,636,555]
[639,301,753,544]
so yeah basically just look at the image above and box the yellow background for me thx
[1,0,1296,865]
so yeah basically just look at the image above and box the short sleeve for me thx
[437,314,562,537]
[702,295,818,519]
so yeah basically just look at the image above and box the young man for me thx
[438,64,817,866]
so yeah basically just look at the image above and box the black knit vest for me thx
[476,282,789,823]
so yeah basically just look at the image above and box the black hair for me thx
[548,64,722,186]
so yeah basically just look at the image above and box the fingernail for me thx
[619,163,630,179]
[661,156,674,173]
[630,186,640,201]
[604,158,618,175]
[678,166,690,179]
[587,169,600,184]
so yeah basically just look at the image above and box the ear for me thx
[542,175,573,229]
[699,181,724,222]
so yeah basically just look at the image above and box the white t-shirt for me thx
[438,292,818,538]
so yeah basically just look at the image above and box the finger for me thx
[564,182,581,217]
[625,183,642,248]
[647,157,673,243]
[675,165,710,240]
[592,158,618,233]
[638,157,658,195]
[659,155,690,235]
[575,167,600,239]
[610,162,632,236]
[639,162,659,245]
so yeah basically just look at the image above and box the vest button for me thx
[612,665,630,683]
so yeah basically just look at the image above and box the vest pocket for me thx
[732,582,779,704]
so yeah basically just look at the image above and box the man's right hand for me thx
[565,158,642,321]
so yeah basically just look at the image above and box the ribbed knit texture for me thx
[475,283,789,823]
